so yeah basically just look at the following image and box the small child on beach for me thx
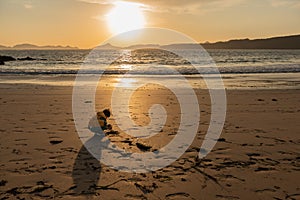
[88,109,112,133]
[97,109,112,131]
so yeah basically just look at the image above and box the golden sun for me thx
[106,1,146,35]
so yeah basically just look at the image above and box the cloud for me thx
[140,0,247,15]
[23,0,33,9]
[77,0,114,5]
[24,4,32,9]
[77,0,245,14]
[268,0,300,8]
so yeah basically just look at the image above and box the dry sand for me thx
[0,79,299,199]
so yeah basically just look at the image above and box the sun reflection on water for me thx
[119,64,132,70]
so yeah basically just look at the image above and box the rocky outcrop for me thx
[0,55,16,62]
[0,55,44,65]
[17,56,36,61]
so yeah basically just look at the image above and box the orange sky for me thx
[0,0,299,49]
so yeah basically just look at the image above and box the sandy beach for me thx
[0,74,299,200]
[1,0,300,198]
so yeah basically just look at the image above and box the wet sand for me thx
[0,79,299,199]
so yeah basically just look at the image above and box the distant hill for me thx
[127,44,160,49]
[201,34,300,49]
[0,45,10,50]
[163,34,300,49]
[94,43,120,50]
[0,43,78,50]
[1,34,299,50]
[90,34,300,50]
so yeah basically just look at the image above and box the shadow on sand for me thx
[72,126,113,196]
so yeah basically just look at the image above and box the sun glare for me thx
[106,1,146,35]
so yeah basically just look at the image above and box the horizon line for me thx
[1,33,299,49]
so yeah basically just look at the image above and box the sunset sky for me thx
[0,0,299,49]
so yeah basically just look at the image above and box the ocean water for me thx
[0,49,299,75]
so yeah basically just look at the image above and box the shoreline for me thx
[0,72,299,89]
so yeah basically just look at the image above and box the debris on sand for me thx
[136,142,152,152]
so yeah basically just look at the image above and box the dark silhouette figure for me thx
[72,134,103,196]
